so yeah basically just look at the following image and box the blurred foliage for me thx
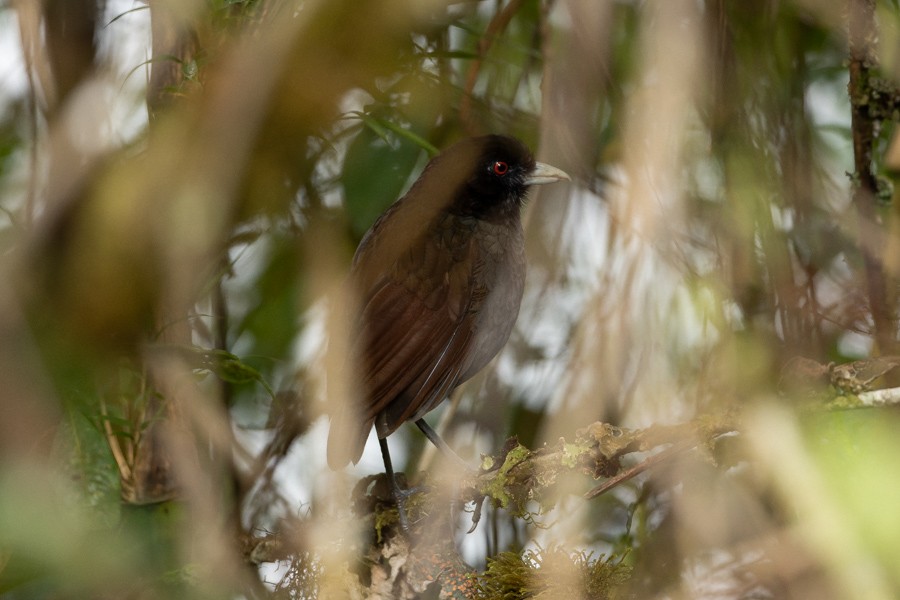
[1,0,900,598]
[802,408,900,589]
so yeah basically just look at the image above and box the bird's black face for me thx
[454,135,537,219]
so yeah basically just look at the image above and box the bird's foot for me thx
[390,480,431,532]
[466,493,488,534]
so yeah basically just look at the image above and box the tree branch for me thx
[848,0,896,356]
[457,414,739,522]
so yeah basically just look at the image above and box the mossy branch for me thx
[457,414,739,525]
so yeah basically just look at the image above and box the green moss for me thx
[475,547,632,600]
[480,444,532,513]
[560,443,583,469]
[824,392,863,410]
[476,552,531,600]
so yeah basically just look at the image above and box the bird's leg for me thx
[378,436,413,531]
[416,418,488,535]
[415,419,471,470]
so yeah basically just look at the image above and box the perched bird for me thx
[327,135,569,524]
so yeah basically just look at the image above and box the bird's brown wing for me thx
[326,275,474,469]
[359,239,482,434]
[326,223,482,469]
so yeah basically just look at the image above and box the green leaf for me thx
[341,123,427,238]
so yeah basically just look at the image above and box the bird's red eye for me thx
[492,161,509,176]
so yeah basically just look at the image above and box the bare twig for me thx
[98,398,133,482]
[459,0,526,131]
[583,438,698,500]
[854,386,900,407]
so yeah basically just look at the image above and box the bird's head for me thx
[439,135,570,220]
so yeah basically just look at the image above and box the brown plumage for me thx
[327,135,569,471]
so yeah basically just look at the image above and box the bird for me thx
[327,134,570,526]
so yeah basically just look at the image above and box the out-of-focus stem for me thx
[848,0,896,356]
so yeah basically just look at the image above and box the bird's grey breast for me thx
[389,210,526,383]
[462,217,526,380]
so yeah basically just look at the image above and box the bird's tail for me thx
[326,408,371,470]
